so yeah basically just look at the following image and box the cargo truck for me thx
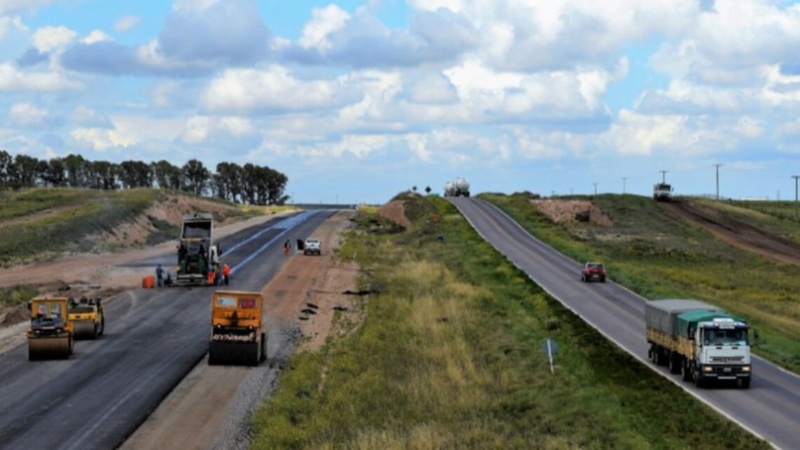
[645,299,751,388]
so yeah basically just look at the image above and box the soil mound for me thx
[531,200,612,226]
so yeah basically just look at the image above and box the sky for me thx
[2,0,800,204]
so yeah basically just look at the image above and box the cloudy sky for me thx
[2,0,800,203]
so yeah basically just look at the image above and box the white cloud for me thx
[731,117,764,139]
[33,26,77,53]
[299,5,350,51]
[201,66,338,112]
[0,63,82,91]
[173,0,221,13]
[0,0,53,15]
[9,103,48,126]
[602,109,735,156]
[70,116,184,152]
[114,15,140,33]
[179,116,254,145]
[0,16,27,40]
[83,30,112,45]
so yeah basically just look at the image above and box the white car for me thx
[304,238,321,255]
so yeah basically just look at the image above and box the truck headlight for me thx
[703,366,713,372]
[742,366,751,372]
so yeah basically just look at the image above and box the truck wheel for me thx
[260,332,267,362]
[694,372,705,388]
[668,354,680,374]
[739,378,751,389]
[681,362,692,381]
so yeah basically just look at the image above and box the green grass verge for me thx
[250,196,767,449]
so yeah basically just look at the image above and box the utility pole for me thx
[793,175,800,202]
[622,177,627,194]
[660,170,667,184]
[593,182,598,196]
[714,164,722,200]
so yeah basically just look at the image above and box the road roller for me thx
[27,296,74,360]
[69,296,105,340]
[208,290,267,366]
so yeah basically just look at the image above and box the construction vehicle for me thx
[208,290,267,366]
[175,212,221,286]
[444,177,470,197]
[646,299,752,388]
[27,296,73,360]
[69,296,105,340]
[653,182,673,201]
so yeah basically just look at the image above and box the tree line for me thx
[0,150,288,205]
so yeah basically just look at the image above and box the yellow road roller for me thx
[208,290,266,366]
[69,296,105,340]
[27,296,74,360]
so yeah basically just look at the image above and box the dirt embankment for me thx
[530,197,800,267]
[665,200,800,266]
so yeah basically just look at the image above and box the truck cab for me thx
[693,318,751,388]
[653,183,673,201]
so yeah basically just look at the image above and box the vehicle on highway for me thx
[581,262,606,282]
[646,299,752,388]
[304,238,322,255]
[653,182,673,201]
[208,290,267,366]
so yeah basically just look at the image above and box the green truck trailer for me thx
[645,299,751,389]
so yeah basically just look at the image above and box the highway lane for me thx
[450,197,800,449]
[0,210,336,450]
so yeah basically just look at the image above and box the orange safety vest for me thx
[223,264,230,276]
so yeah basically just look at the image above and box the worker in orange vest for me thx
[222,263,231,286]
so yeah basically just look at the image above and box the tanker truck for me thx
[645,299,751,388]
[444,177,470,197]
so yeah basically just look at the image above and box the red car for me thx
[581,262,606,283]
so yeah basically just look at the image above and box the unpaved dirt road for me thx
[666,199,800,266]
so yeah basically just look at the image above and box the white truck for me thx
[645,299,752,388]
[304,238,321,256]
[653,183,673,201]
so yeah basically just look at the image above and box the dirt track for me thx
[666,199,800,266]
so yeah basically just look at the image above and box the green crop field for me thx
[251,194,768,449]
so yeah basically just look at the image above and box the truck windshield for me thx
[703,328,748,346]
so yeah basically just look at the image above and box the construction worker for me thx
[222,263,230,285]
[156,264,164,287]
[284,240,290,255]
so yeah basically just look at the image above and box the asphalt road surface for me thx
[0,210,336,450]
[449,197,800,450]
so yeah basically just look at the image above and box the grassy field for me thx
[485,193,800,374]
[251,195,768,449]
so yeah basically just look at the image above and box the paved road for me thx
[450,197,800,450]
[0,210,335,450]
